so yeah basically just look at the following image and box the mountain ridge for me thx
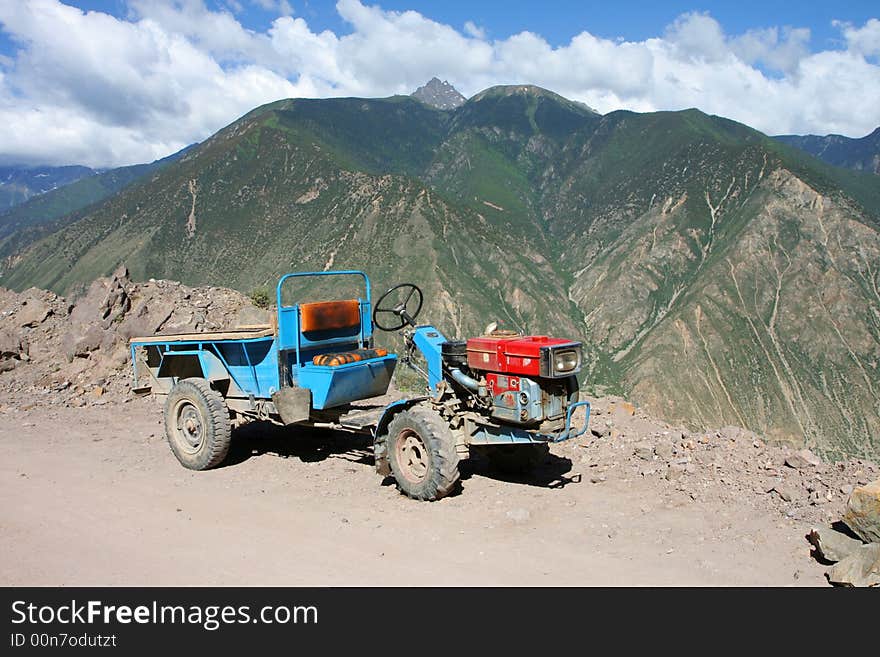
[774,127,880,175]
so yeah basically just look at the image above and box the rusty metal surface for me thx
[299,299,360,333]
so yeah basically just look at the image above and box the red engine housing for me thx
[466,334,579,377]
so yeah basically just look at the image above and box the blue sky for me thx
[310,0,878,47]
[4,0,875,50]
[0,1,877,166]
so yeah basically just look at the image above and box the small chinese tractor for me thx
[130,270,590,500]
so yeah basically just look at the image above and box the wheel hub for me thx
[175,402,204,452]
[395,429,429,484]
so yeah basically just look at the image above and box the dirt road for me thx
[0,397,825,586]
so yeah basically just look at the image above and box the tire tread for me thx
[164,377,231,470]
[386,405,460,501]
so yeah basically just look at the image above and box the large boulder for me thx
[807,526,864,562]
[68,268,130,327]
[98,276,131,328]
[62,324,105,361]
[117,298,174,340]
[827,543,880,587]
[17,296,51,327]
[844,479,880,543]
[60,268,134,362]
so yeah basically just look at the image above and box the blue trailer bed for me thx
[129,271,397,420]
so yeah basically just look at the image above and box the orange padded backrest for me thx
[299,299,361,333]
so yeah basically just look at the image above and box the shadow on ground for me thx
[224,421,579,494]
[222,421,373,468]
[462,451,578,490]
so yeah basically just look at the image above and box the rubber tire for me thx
[164,377,231,470]
[485,443,549,475]
[385,406,460,501]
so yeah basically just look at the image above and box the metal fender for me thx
[372,397,428,476]
[156,350,244,397]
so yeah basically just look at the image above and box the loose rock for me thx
[654,439,674,460]
[771,485,796,503]
[665,463,686,481]
[634,443,654,461]
[785,449,822,470]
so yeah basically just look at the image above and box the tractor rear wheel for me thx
[385,406,460,501]
[484,443,549,475]
[164,377,231,470]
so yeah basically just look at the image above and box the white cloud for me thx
[730,26,811,74]
[127,0,273,64]
[665,11,729,63]
[252,0,293,17]
[835,18,880,58]
[463,21,484,40]
[0,0,877,167]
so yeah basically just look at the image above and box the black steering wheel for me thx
[373,283,423,331]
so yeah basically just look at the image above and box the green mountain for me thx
[775,127,880,175]
[2,85,879,460]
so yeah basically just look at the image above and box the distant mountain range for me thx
[774,127,880,175]
[0,146,194,241]
[2,81,879,461]
[0,165,98,209]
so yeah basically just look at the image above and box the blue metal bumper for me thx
[535,400,592,443]
[465,400,592,446]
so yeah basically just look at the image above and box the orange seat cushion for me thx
[300,299,360,333]
[312,348,388,367]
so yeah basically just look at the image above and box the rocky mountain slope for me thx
[1,86,879,461]
[411,77,466,110]
[775,127,880,175]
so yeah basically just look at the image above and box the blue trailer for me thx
[130,270,590,500]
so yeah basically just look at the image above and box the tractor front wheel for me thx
[385,406,460,501]
[164,377,231,470]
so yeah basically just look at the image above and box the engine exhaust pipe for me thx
[449,368,487,396]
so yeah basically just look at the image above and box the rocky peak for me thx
[411,78,466,110]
